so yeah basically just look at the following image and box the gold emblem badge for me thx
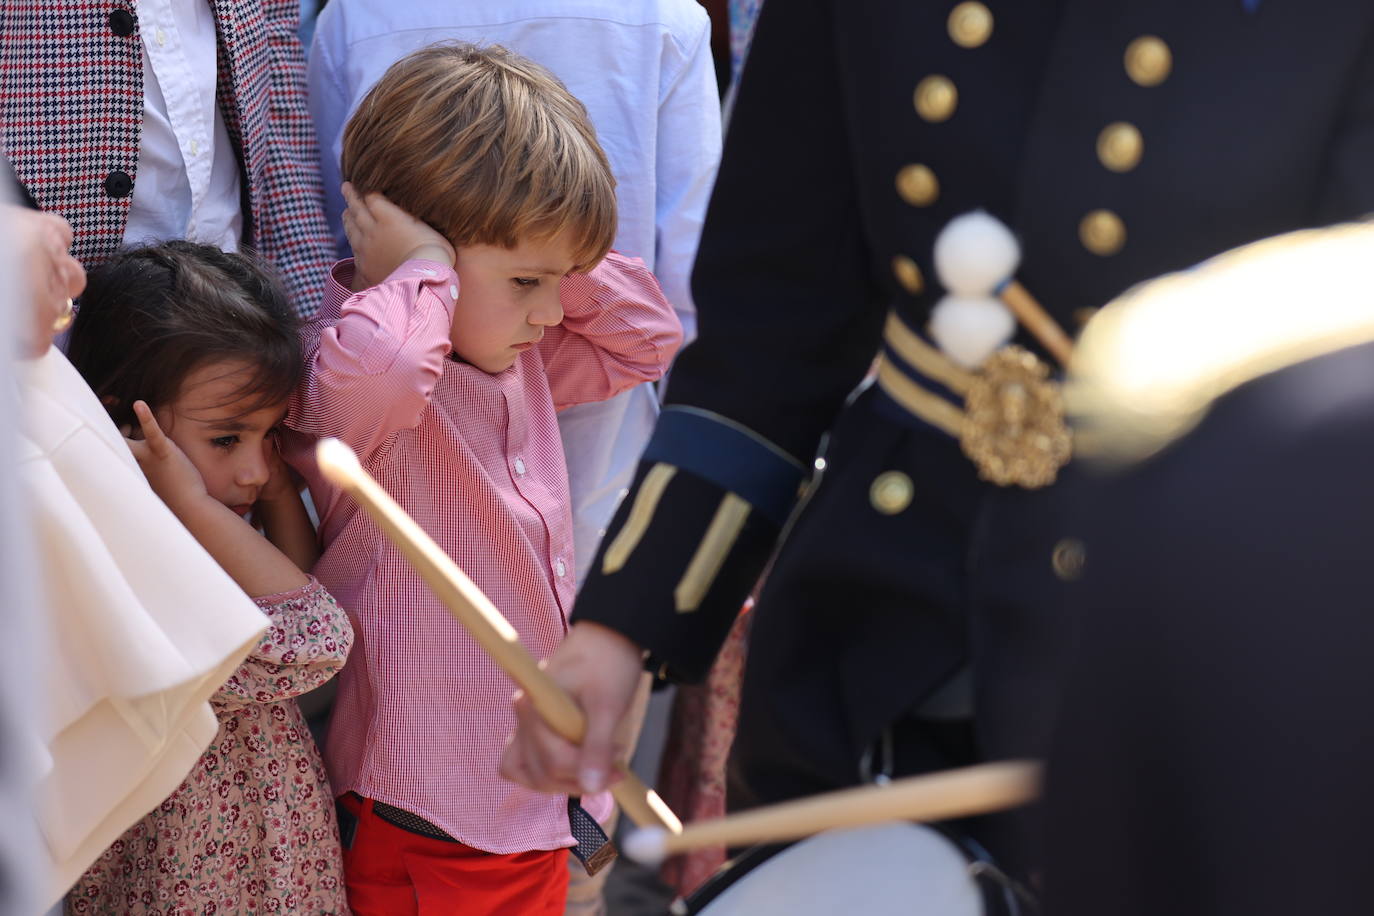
[960,346,1073,488]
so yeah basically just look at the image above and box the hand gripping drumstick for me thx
[314,438,683,834]
[622,760,1039,865]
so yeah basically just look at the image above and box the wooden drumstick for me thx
[998,280,1075,367]
[314,438,683,834]
[623,760,1039,864]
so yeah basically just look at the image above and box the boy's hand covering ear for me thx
[341,183,456,290]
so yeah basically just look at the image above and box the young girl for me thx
[62,241,352,915]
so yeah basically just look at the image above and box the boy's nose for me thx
[529,292,564,327]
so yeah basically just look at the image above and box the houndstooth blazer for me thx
[0,0,334,317]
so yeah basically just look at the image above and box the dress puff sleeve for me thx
[213,577,353,710]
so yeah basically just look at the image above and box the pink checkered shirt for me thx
[283,254,682,853]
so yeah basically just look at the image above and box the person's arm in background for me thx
[652,4,722,345]
[502,0,887,796]
[304,1,351,258]
[6,202,85,360]
[254,0,338,317]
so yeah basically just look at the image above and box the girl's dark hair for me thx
[67,241,301,430]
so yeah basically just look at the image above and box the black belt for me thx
[367,797,618,876]
[372,800,459,842]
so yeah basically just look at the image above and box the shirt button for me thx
[189,139,200,157]
[449,284,459,299]
[514,457,527,476]
[104,170,134,199]
[108,9,136,37]
[555,558,567,578]
[155,26,167,46]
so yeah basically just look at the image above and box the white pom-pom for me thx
[928,295,1015,369]
[934,211,1021,297]
[623,827,669,866]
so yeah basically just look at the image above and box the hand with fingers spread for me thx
[8,203,87,359]
[123,400,210,513]
[500,621,646,796]
[340,182,455,290]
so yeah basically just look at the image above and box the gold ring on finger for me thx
[52,297,74,333]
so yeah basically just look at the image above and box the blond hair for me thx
[342,43,617,272]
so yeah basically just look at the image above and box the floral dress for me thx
[67,578,353,916]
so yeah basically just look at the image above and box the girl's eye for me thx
[513,277,539,289]
[211,435,239,449]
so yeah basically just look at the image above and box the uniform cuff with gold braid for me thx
[574,436,797,683]
[642,406,806,525]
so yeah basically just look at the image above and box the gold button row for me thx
[892,3,997,291]
[1079,209,1126,257]
[1078,35,1171,255]
[892,255,925,295]
[1097,121,1142,173]
[1124,35,1171,87]
[948,2,994,48]
[896,163,940,207]
[914,74,958,123]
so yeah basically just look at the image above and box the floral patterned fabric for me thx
[658,604,752,898]
[66,578,353,915]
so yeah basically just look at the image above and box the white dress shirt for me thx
[124,0,243,251]
[308,0,722,581]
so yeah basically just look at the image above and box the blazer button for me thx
[104,170,134,199]
[869,471,914,515]
[108,8,136,37]
[1051,538,1086,581]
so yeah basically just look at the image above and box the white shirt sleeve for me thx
[306,8,352,259]
[653,8,722,344]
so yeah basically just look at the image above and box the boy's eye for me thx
[512,277,540,289]
[211,435,239,449]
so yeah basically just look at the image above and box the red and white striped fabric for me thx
[283,253,681,853]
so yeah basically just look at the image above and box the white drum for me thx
[676,822,1023,915]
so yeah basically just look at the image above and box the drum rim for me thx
[675,822,1029,916]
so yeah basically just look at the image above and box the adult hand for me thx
[8,204,86,358]
[341,183,455,290]
[501,621,647,796]
[124,400,209,514]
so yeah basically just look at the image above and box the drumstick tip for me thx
[622,826,669,865]
[315,437,361,485]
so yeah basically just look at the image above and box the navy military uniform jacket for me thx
[573,0,1374,858]
[1045,224,1374,913]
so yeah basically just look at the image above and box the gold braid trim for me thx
[674,493,752,613]
[601,463,677,575]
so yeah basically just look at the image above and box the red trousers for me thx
[338,794,570,915]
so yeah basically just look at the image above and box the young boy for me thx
[283,44,682,914]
